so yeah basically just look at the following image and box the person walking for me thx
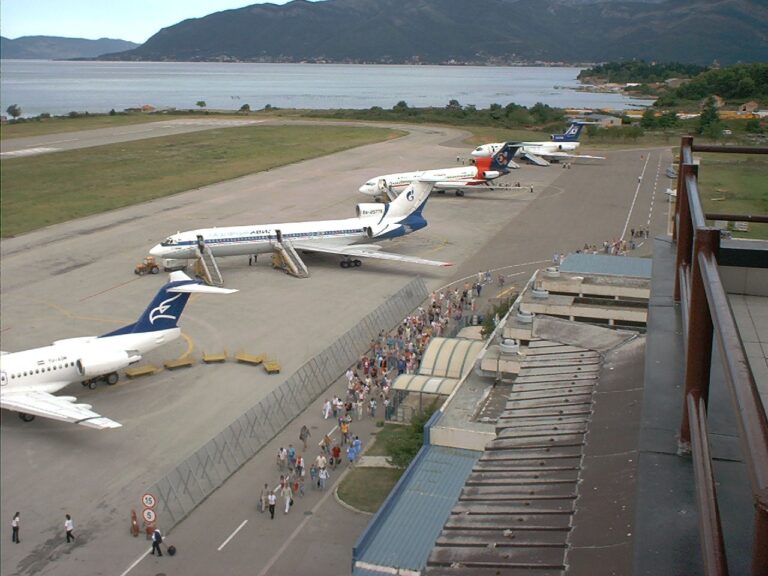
[151,528,163,556]
[299,425,311,450]
[11,512,20,544]
[318,466,329,490]
[64,514,75,543]
[268,491,277,519]
[281,481,292,514]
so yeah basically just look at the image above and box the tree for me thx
[698,96,721,137]
[393,100,409,112]
[6,104,22,119]
[640,108,657,129]
[239,103,251,113]
[196,100,207,110]
[657,111,679,128]
[745,118,763,134]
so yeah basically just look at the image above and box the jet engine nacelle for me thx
[481,170,501,179]
[356,203,387,219]
[76,351,138,378]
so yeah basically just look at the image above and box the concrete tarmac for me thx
[0,120,672,576]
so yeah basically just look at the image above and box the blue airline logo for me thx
[149,293,183,325]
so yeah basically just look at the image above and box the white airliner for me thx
[0,272,236,429]
[471,122,604,166]
[358,143,520,201]
[150,179,451,270]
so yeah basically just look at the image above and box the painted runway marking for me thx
[218,519,248,551]
[117,548,152,576]
[0,147,58,158]
[620,153,651,240]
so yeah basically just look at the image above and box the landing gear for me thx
[106,372,119,385]
[340,259,362,269]
[455,190,465,197]
[18,412,35,423]
[87,381,97,390]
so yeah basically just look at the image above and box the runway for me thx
[0,120,672,575]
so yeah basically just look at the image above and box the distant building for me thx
[700,95,725,109]
[588,113,623,128]
[740,100,759,113]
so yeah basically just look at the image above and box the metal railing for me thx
[145,276,429,529]
[673,135,768,576]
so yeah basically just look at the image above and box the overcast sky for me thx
[1,1,319,44]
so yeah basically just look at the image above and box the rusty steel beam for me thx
[686,170,707,229]
[674,163,696,302]
[705,213,768,224]
[679,228,719,449]
[674,136,694,240]
[692,144,768,154]
[687,393,729,576]
[699,250,768,575]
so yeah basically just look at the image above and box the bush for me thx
[383,404,437,468]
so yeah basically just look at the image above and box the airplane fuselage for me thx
[359,166,497,196]
[151,214,413,260]
[0,329,178,395]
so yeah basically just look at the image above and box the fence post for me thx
[679,228,720,452]
[673,136,693,241]
[674,162,697,302]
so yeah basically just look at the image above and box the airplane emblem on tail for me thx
[149,293,183,324]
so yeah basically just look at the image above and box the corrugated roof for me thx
[418,337,484,379]
[560,253,652,279]
[392,374,460,396]
[353,445,480,574]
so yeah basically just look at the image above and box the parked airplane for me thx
[471,122,603,166]
[0,272,236,429]
[358,143,520,201]
[149,179,451,272]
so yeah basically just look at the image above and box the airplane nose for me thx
[149,244,164,257]
[359,185,370,194]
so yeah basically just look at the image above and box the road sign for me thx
[142,493,156,509]
[142,508,156,524]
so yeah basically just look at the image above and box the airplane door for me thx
[275,229,283,244]
[0,370,7,387]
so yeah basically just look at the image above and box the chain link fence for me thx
[147,276,428,529]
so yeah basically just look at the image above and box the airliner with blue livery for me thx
[0,272,235,429]
[471,122,603,165]
[150,179,451,270]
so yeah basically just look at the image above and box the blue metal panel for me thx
[353,445,480,572]
[560,253,653,279]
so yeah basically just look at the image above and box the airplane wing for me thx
[538,151,605,162]
[292,242,452,267]
[521,151,551,166]
[1,391,122,429]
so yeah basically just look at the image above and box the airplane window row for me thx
[10,361,75,378]
[185,230,366,245]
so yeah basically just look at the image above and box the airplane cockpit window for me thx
[160,237,176,246]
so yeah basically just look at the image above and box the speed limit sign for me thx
[142,493,156,509]
[142,508,156,524]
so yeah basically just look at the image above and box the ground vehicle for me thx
[134,255,160,275]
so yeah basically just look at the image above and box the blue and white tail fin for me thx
[101,272,236,337]
[551,122,584,142]
[385,179,438,221]
[490,142,521,171]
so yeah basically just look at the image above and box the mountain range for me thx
[97,0,767,65]
[1,36,139,60]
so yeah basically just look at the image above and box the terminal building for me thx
[351,139,768,576]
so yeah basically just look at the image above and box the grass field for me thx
[0,124,402,237]
[0,113,172,139]
[337,467,404,514]
[697,153,768,239]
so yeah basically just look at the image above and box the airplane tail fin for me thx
[551,122,584,142]
[384,179,438,220]
[489,142,521,172]
[101,272,236,337]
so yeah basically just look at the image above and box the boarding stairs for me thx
[521,151,550,167]
[272,239,310,278]
[194,243,224,287]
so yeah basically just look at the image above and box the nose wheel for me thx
[340,259,362,269]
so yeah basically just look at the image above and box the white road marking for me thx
[42,138,78,145]
[0,147,58,158]
[217,519,248,551]
[620,153,651,240]
[117,548,152,576]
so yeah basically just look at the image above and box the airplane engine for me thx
[356,203,387,219]
[481,171,501,179]
[76,351,139,378]
[365,224,400,239]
